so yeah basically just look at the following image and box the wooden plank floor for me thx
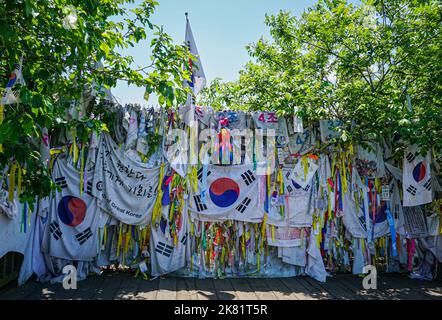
[1,273,441,300]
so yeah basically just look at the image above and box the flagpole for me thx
[185,12,197,169]
[185,12,195,107]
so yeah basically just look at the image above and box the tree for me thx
[198,78,246,111]
[200,0,442,159]
[0,0,192,206]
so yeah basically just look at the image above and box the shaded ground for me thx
[1,272,441,300]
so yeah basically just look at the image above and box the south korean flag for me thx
[42,158,101,261]
[150,210,189,277]
[189,164,265,223]
[403,145,432,207]
[267,167,314,227]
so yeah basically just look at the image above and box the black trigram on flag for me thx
[155,241,173,257]
[358,215,367,232]
[194,195,208,212]
[76,227,93,245]
[423,178,432,191]
[236,197,251,213]
[50,221,62,240]
[285,171,291,179]
[287,185,293,193]
[304,184,311,192]
[55,177,67,189]
[181,233,188,245]
[197,167,212,182]
[406,185,417,196]
[86,180,93,196]
[406,152,416,163]
[241,170,256,186]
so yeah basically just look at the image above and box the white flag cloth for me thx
[305,232,327,282]
[18,198,50,285]
[0,199,30,260]
[391,180,406,236]
[352,239,365,275]
[267,167,314,227]
[385,162,403,181]
[92,133,160,225]
[319,119,342,143]
[276,117,290,147]
[185,16,206,96]
[342,192,368,239]
[189,164,265,222]
[288,129,316,156]
[288,157,319,189]
[136,111,149,155]
[266,226,305,247]
[355,143,386,179]
[293,116,304,134]
[403,145,432,207]
[1,56,25,105]
[42,159,100,261]
[39,127,51,168]
[0,189,17,220]
[252,111,280,130]
[292,106,304,133]
[214,110,247,130]
[179,105,214,127]
[281,246,307,266]
[150,210,189,277]
[125,110,138,151]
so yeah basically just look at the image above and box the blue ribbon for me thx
[22,201,27,233]
[385,203,398,257]
[201,164,208,204]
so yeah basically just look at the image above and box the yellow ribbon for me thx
[327,183,332,218]
[151,163,165,225]
[277,167,284,195]
[341,155,347,193]
[102,225,107,250]
[302,155,308,181]
[242,225,246,260]
[191,165,198,193]
[116,222,123,257]
[79,145,85,196]
[261,215,267,242]
[125,227,131,255]
[8,162,17,201]
[17,165,22,197]
[190,219,195,236]
[71,127,78,164]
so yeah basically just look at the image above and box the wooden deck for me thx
[1,272,441,300]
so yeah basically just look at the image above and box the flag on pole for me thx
[185,13,206,97]
[184,13,205,167]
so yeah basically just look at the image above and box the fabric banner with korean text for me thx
[92,133,160,225]
[267,226,309,247]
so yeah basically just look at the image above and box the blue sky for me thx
[111,0,332,106]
